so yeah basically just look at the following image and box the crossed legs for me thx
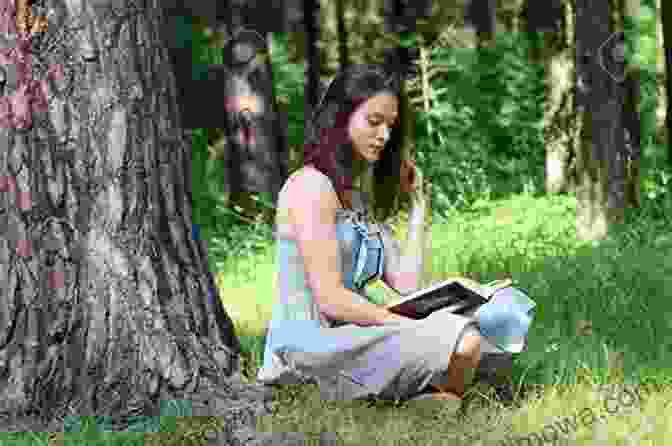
[430,326,482,398]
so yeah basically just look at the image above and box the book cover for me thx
[385,278,512,319]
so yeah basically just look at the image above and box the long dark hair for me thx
[303,64,410,222]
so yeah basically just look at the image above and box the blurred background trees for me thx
[176,0,667,269]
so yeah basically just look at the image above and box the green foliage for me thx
[635,3,658,69]
[191,128,276,272]
[189,12,664,265]
[415,32,546,220]
[269,32,307,158]
[187,18,270,269]
[634,0,671,207]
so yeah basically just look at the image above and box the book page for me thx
[384,277,513,309]
[384,276,487,309]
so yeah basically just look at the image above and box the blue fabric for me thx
[335,217,384,292]
[260,216,386,379]
[473,286,536,353]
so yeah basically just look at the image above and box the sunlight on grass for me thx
[214,193,672,445]
[467,382,672,446]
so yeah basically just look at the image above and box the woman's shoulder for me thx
[277,166,342,238]
[279,165,341,216]
[283,165,336,200]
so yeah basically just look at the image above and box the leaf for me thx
[576,319,594,337]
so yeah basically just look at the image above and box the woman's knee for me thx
[438,329,483,395]
[455,329,482,363]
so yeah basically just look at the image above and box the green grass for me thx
[221,192,672,445]
[4,193,671,445]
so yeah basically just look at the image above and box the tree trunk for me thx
[304,0,322,145]
[0,0,274,433]
[655,0,667,150]
[466,0,497,47]
[526,0,579,195]
[621,0,642,209]
[622,66,642,208]
[336,0,350,71]
[419,39,432,115]
[661,0,672,163]
[164,1,289,222]
[523,0,565,34]
[220,27,288,223]
[574,0,630,242]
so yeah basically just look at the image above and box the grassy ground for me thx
[4,193,671,445]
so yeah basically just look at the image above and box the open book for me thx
[385,277,513,319]
[385,277,535,353]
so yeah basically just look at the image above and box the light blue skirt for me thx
[257,287,535,401]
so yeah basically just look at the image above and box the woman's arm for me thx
[380,197,428,296]
[289,169,410,326]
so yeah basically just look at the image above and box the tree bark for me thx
[523,0,565,34]
[621,0,642,208]
[304,0,322,140]
[526,0,579,195]
[336,0,350,71]
[661,0,672,163]
[622,66,642,208]
[220,27,288,222]
[574,0,630,241]
[0,0,274,432]
[466,0,497,47]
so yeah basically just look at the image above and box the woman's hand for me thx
[400,158,425,203]
[382,310,414,325]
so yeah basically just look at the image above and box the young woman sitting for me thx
[257,64,504,403]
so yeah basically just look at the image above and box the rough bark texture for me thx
[574,0,630,241]
[0,0,286,438]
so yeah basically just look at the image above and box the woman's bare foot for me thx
[407,390,463,414]
[408,386,463,402]
[426,391,462,401]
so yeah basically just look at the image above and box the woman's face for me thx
[347,92,399,163]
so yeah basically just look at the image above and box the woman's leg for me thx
[431,327,482,398]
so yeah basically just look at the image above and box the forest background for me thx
[3,0,669,443]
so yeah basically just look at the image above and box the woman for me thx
[257,64,492,403]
